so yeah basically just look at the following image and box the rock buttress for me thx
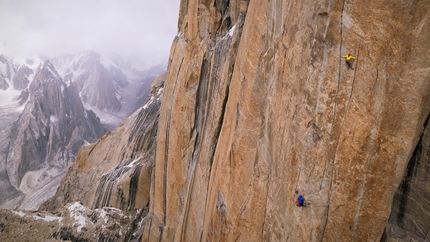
[143,0,430,241]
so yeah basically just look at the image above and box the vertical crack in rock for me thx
[179,56,210,240]
[321,0,347,238]
[127,164,143,211]
[93,165,132,209]
[162,117,170,227]
[344,42,360,129]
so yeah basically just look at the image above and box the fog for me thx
[0,0,180,69]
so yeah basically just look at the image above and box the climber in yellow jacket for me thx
[342,53,356,70]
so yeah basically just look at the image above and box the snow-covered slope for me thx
[0,88,24,207]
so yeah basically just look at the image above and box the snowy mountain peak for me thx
[19,56,43,72]
[0,54,45,91]
[0,54,16,65]
[41,60,63,83]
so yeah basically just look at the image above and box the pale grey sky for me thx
[0,0,180,68]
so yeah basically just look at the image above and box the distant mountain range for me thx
[0,51,165,209]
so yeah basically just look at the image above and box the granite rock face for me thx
[383,116,430,242]
[3,61,107,210]
[2,0,429,240]
[143,0,430,241]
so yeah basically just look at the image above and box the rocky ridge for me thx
[2,60,107,210]
[0,54,42,91]
[0,202,146,242]
[53,51,166,129]
[53,51,126,113]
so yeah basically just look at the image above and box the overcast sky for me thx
[0,0,180,68]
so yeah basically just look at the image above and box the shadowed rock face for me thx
[0,54,14,90]
[3,60,107,210]
[13,65,33,90]
[0,77,8,89]
[382,115,430,241]
[76,61,122,112]
[142,0,430,241]
[59,51,127,113]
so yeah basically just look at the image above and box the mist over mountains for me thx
[0,0,180,71]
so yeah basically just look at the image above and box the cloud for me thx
[0,0,180,67]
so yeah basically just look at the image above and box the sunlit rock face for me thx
[4,60,107,210]
[142,0,430,241]
[1,0,429,240]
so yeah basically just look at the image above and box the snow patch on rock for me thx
[125,156,142,168]
[68,202,87,233]
[33,214,63,222]
[12,211,26,217]
[50,115,57,123]
[143,96,154,110]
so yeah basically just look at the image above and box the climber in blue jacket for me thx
[296,194,305,206]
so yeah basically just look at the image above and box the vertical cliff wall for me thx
[144,0,430,241]
[383,115,430,241]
